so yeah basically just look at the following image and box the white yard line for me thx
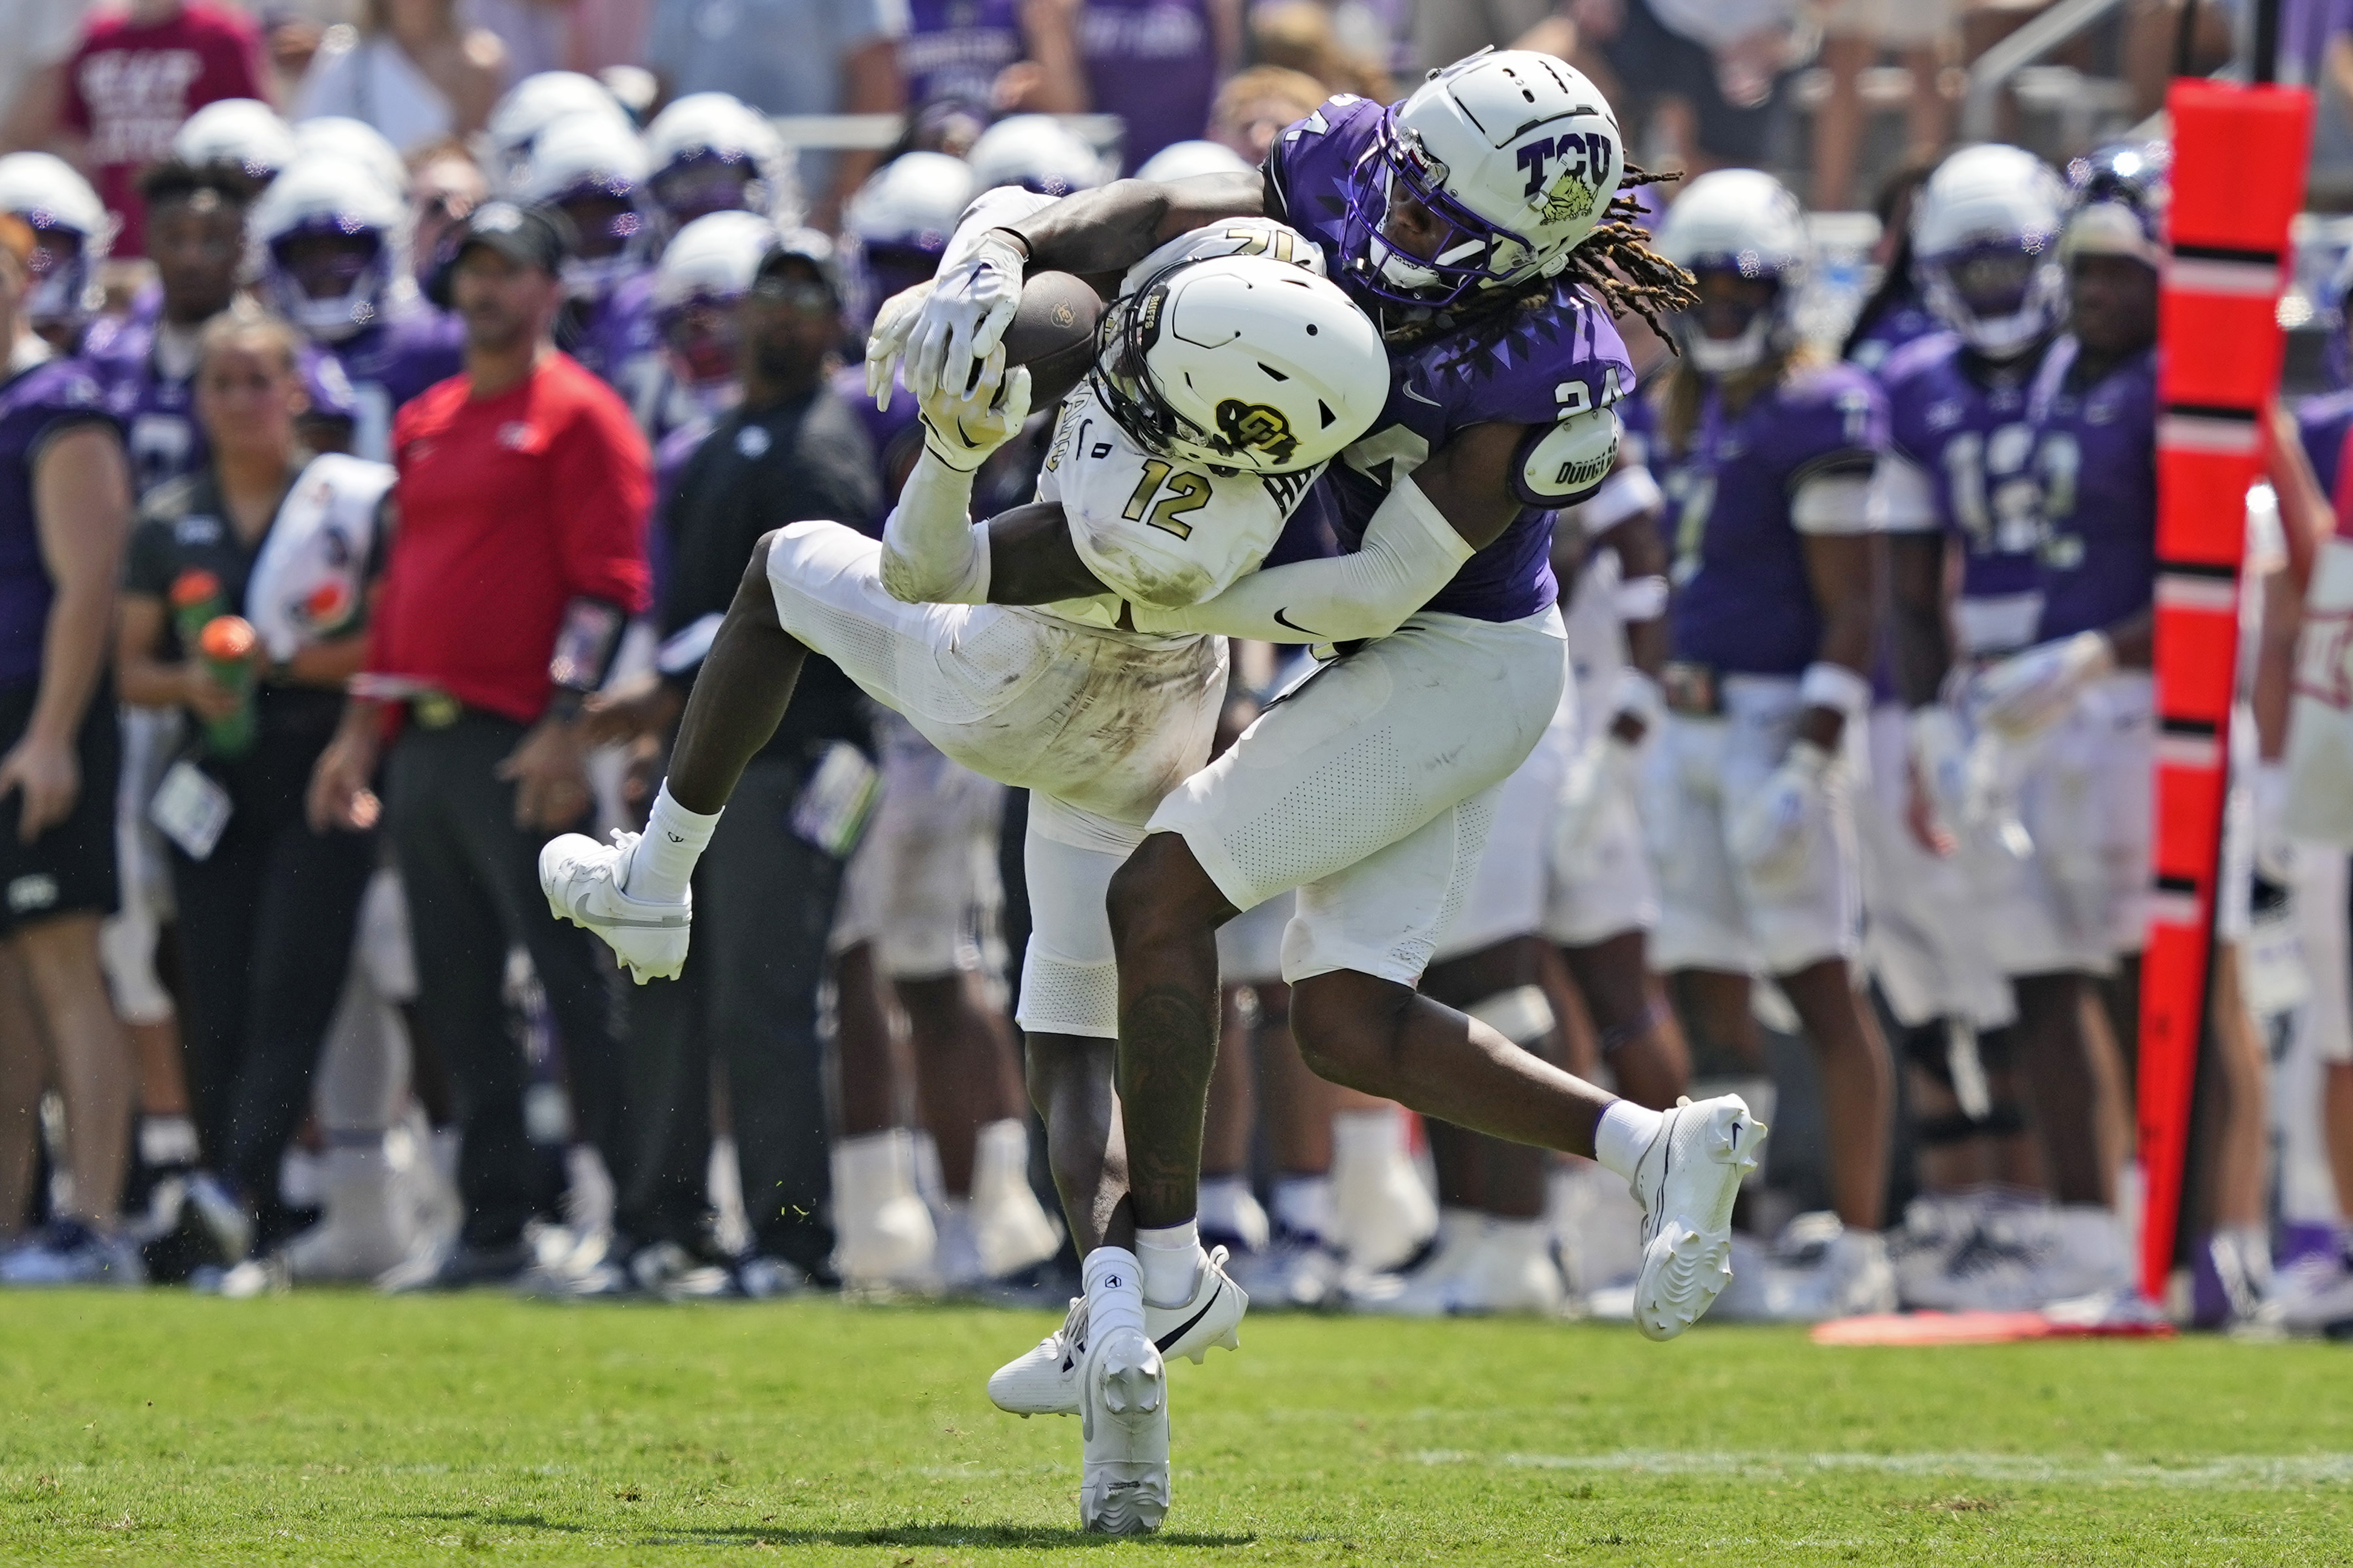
[1407,1450,2353,1487]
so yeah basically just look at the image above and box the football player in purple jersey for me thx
[880,51,1764,1381]
[1842,157,1945,377]
[512,111,656,393]
[1952,144,2164,1308]
[0,211,140,1288]
[253,158,464,464]
[1641,169,1898,1322]
[1869,146,2091,1309]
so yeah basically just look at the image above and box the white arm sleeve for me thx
[879,451,993,605]
[1866,453,1938,534]
[1131,476,1475,643]
[1790,471,1877,536]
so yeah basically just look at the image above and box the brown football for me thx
[998,269,1105,405]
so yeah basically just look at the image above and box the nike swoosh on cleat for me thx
[1154,1283,1224,1354]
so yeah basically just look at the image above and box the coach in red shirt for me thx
[309,200,651,1289]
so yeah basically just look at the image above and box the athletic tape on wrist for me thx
[1612,573,1669,623]
[1798,660,1875,717]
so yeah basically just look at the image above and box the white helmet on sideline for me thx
[842,151,973,324]
[1911,144,2066,360]
[1654,167,1809,377]
[0,153,112,338]
[487,71,629,195]
[966,115,1105,197]
[515,110,651,295]
[292,116,410,199]
[1134,139,1254,184]
[1338,50,1623,311]
[653,209,778,403]
[252,157,411,341]
[1091,254,1389,475]
[173,98,296,184]
[645,93,798,234]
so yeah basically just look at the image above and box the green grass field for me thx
[3,1293,2351,1565]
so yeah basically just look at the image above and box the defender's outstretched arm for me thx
[1004,173,1265,278]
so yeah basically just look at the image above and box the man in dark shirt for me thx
[578,234,880,1294]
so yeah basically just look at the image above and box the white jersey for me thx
[1033,381,1323,629]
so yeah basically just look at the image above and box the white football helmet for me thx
[515,110,651,295]
[0,152,111,337]
[1910,144,2066,360]
[1339,50,1624,310]
[842,151,973,324]
[252,158,411,342]
[1134,139,1255,184]
[291,116,410,200]
[646,93,799,236]
[172,98,295,184]
[966,115,1106,198]
[1092,254,1389,475]
[654,209,778,403]
[487,71,630,195]
[1655,168,1809,377]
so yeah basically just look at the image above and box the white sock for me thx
[1593,1100,1664,1186]
[139,1114,200,1168]
[1272,1173,1333,1241]
[1135,1219,1203,1308]
[1084,1246,1147,1338]
[624,783,719,904]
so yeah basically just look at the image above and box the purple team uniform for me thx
[0,353,120,932]
[2026,337,2157,641]
[316,302,465,462]
[1082,0,1218,173]
[2298,385,2353,501]
[1879,329,2052,651]
[1664,364,1888,677]
[901,0,1022,108]
[82,313,360,501]
[1847,286,1943,378]
[1264,94,1635,623]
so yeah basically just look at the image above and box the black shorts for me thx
[1603,0,1777,163]
[0,679,118,939]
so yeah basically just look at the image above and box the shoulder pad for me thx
[1512,406,1619,507]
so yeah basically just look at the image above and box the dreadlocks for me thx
[1562,162,1700,347]
[1375,160,1698,350]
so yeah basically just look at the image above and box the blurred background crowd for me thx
[1,0,2351,1339]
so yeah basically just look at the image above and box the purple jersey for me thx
[2026,336,2156,642]
[318,302,465,461]
[1880,330,2049,605]
[902,0,1022,108]
[2298,386,2353,502]
[83,314,360,500]
[1082,0,1217,172]
[833,363,924,502]
[1664,363,1888,677]
[0,355,115,689]
[1846,287,1942,378]
[1266,94,1637,623]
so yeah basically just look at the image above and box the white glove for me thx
[1553,733,1639,878]
[864,279,934,409]
[1967,630,2116,740]
[1728,739,1832,884]
[904,229,1027,403]
[1906,705,1968,842]
[916,364,1032,473]
[2252,758,2295,884]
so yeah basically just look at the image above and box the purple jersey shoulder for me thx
[2298,387,2353,504]
[1847,291,1943,378]
[1880,331,2046,600]
[831,364,924,498]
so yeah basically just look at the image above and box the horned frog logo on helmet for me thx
[1540,165,1597,226]
[1214,399,1298,466]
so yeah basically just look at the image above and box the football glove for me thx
[1727,739,1832,885]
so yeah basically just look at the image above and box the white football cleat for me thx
[1078,1321,1169,1535]
[539,831,691,984]
[988,1247,1246,1417]
[1629,1093,1767,1341]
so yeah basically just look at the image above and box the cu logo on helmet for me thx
[1215,399,1298,464]
[1517,131,1612,225]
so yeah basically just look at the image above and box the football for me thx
[997,269,1104,405]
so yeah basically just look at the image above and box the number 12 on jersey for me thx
[1122,458,1213,539]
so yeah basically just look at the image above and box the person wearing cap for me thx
[571,233,880,1295]
[306,198,651,1291]
[0,210,140,1286]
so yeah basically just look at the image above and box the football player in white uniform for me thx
[544,216,1387,1533]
